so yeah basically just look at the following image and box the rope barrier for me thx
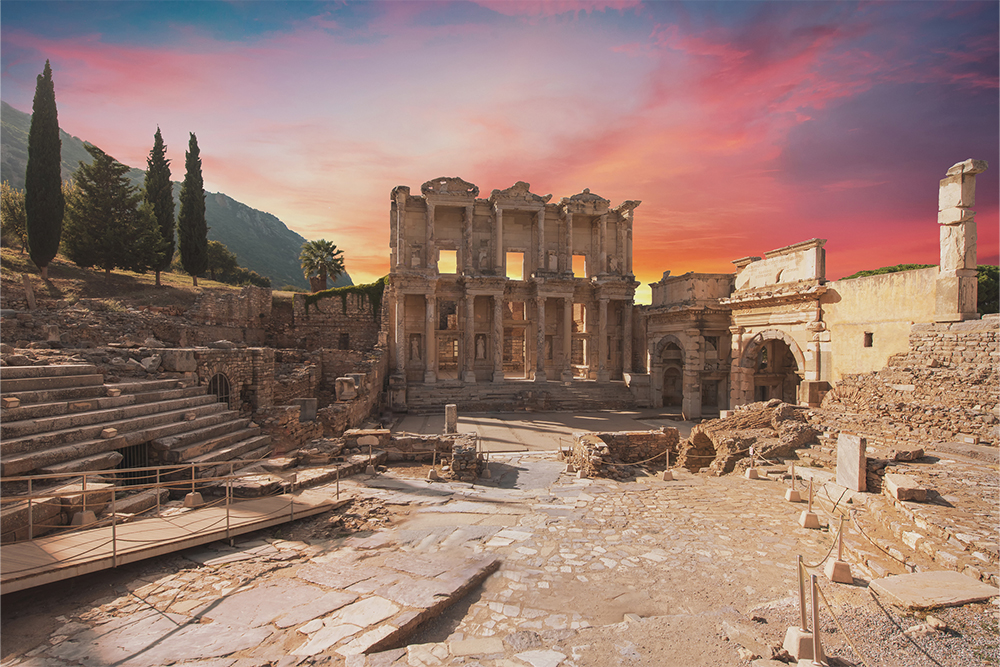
[800,521,841,570]
[849,509,910,567]
[814,580,874,667]
[868,587,947,667]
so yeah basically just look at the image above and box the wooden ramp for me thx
[1,490,340,595]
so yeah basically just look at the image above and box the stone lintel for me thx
[946,158,989,176]
[764,238,827,259]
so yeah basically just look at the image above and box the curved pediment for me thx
[421,177,479,198]
[489,181,552,207]
[560,188,610,215]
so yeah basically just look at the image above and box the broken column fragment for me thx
[936,158,987,322]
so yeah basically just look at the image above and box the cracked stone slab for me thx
[871,570,999,610]
[204,580,331,628]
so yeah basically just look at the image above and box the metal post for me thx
[27,478,33,541]
[336,468,340,500]
[791,462,796,490]
[837,516,845,561]
[191,463,196,494]
[797,555,808,631]
[810,574,822,665]
[226,474,231,541]
[82,472,88,515]
[156,468,161,515]
[808,479,814,513]
[111,486,118,567]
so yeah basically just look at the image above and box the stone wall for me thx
[188,347,275,412]
[257,404,324,455]
[571,428,678,479]
[267,292,383,351]
[815,315,999,446]
[314,344,390,436]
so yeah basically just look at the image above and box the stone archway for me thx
[740,331,804,404]
[650,334,689,410]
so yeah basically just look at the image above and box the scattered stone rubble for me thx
[676,399,818,475]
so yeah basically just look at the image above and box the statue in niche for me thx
[476,334,486,359]
[410,335,421,361]
[478,247,488,269]
[609,255,619,273]
[548,252,558,271]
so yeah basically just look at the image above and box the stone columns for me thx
[565,212,574,274]
[394,292,406,375]
[936,159,987,322]
[682,331,703,419]
[492,294,504,382]
[536,209,546,275]
[424,295,436,383]
[597,297,609,381]
[616,219,625,274]
[463,294,476,383]
[394,193,407,270]
[562,297,574,382]
[494,207,504,276]
[425,203,436,271]
[463,205,474,275]
[599,213,608,275]
[626,222,633,275]
[622,301,633,374]
[534,296,547,382]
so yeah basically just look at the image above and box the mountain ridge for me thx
[1,101,351,290]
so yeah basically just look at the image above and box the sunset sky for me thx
[2,1,996,302]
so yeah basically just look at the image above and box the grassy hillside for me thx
[1,101,352,290]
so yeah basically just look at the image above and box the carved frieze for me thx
[560,188,610,216]
[421,177,479,198]
[490,181,553,208]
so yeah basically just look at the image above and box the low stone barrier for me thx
[571,427,679,479]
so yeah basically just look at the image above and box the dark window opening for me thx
[116,442,150,486]
[339,332,350,350]
[863,332,873,348]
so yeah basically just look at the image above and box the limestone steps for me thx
[1,393,221,443]
[163,426,264,463]
[0,363,100,380]
[0,384,108,406]
[1,385,203,422]
[1,373,105,394]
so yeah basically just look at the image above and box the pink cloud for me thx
[473,1,641,18]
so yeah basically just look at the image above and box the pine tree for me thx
[62,144,165,278]
[144,127,175,287]
[25,60,64,280]
[177,133,207,286]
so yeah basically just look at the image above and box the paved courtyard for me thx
[3,446,995,667]
[392,410,696,453]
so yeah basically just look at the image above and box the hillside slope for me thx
[1,101,351,290]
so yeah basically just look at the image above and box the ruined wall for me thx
[571,428,679,479]
[821,267,937,382]
[815,315,999,446]
[193,347,275,412]
[266,292,382,351]
[257,404,324,455]
[315,344,389,436]
[183,286,271,346]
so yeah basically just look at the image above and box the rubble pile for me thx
[676,399,818,474]
[443,436,483,482]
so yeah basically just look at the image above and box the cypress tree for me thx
[62,144,165,278]
[25,60,64,280]
[177,133,207,286]
[144,127,175,287]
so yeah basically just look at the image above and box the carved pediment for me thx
[614,200,641,217]
[560,188,610,215]
[489,181,552,207]
[421,177,479,198]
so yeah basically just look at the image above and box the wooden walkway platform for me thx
[1,490,341,595]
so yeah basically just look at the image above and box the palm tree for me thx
[300,239,345,292]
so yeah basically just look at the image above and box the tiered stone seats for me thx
[403,379,637,414]
[0,364,271,479]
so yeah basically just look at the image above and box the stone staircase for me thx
[1,364,271,480]
[403,378,637,414]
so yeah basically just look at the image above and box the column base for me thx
[782,627,820,662]
[597,370,610,382]
[462,371,477,383]
[533,370,547,383]
[799,511,821,529]
[424,371,437,384]
[785,488,803,502]
[824,559,853,584]
[492,371,505,383]
[561,369,574,383]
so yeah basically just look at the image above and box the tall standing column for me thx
[463,294,476,383]
[562,297,573,382]
[394,195,406,270]
[597,297,609,381]
[565,212,574,274]
[536,209,546,274]
[936,159,987,322]
[424,295,436,383]
[394,290,406,375]
[492,294,504,382]
[463,205,474,275]
[626,223,633,275]
[534,296,547,382]
[494,207,504,276]
[425,202,436,271]
[622,301,633,374]
[599,213,608,275]
[616,218,626,274]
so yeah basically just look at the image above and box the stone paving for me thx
[4,449,994,667]
[393,410,695,453]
